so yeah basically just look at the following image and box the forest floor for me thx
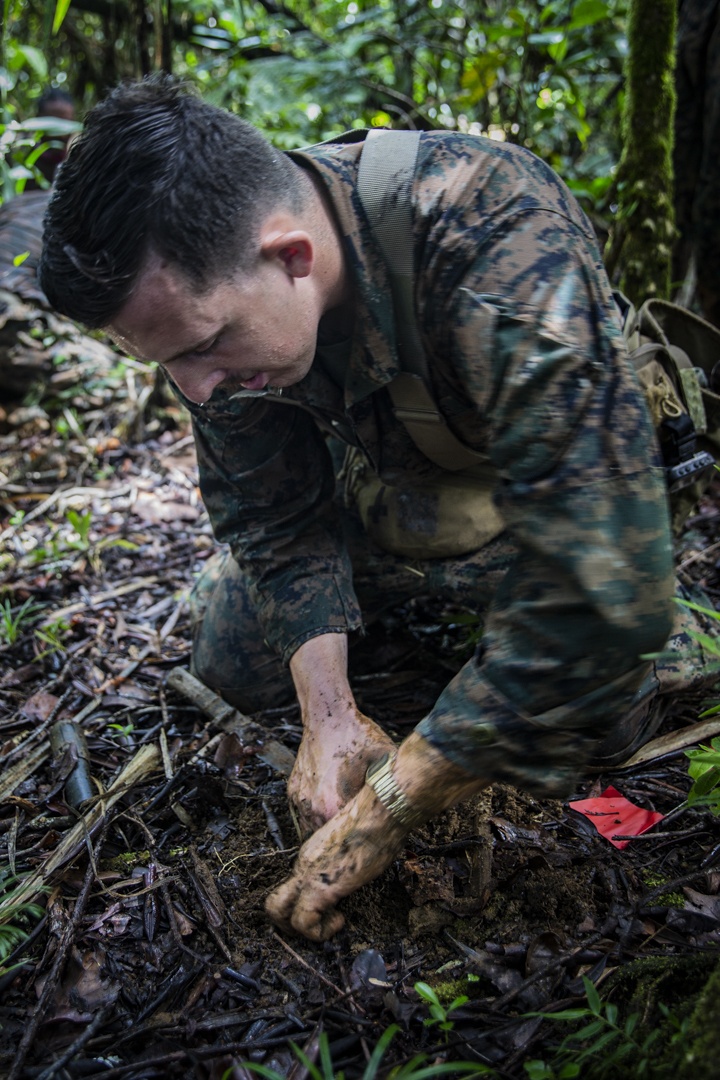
[1,324,720,1080]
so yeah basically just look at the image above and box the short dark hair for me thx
[37,87,75,115]
[39,75,303,328]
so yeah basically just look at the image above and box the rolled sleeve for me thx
[417,658,653,798]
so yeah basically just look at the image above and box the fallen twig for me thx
[0,742,50,802]
[7,824,109,1080]
[35,1005,112,1080]
[443,927,608,1014]
[37,576,160,627]
[1,686,84,771]
[0,483,134,543]
[167,667,296,776]
[270,930,347,998]
[678,537,720,572]
[94,598,185,694]
[0,742,160,918]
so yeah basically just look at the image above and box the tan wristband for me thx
[365,752,425,828]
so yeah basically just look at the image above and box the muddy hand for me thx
[287,708,396,833]
[266,781,408,940]
[269,732,489,940]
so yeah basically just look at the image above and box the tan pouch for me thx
[622,297,720,532]
[342,447,504,559]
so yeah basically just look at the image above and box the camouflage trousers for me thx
[190,507,719,789]
[190,519,515,712]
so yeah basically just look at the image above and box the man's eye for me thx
[193,336,218,356]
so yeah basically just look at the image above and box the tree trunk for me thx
[607,0,677,302]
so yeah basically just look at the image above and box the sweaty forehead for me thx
[109,257,244,364]
[108,264,202,362]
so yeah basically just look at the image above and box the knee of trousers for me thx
[189,548,295,711]
[190,639,295,713]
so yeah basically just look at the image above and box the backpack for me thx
[346,128,719,556]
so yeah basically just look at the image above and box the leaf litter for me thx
[1,313,720,1078]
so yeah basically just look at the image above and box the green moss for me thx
[597,955,718,1075]
[606,0,677,301]
[640,870,686,907]
[425,973,483,1005]
[679,962,720,1079]
[103,845,187,873]
[103,850,152,872]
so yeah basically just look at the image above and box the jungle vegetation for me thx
[2,0,679,300]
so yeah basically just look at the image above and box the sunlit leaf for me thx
[11,43,47,78]
[569,0,610,31]
[51,0,72,34]
[528,31,566,46]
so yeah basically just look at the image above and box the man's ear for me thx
[261,230,313,278]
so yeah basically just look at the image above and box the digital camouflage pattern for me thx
[190,519,516,712]
[191,531,717,796]
[674,0,720,327]
[187,132,694,798]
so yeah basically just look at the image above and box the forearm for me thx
[287,632,396,830]
[413,466,673,798]
[289,631,356,721]
[417,655,651,799]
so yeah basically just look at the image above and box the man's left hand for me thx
[267,731,488,940]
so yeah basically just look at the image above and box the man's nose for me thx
[166,362,224,404]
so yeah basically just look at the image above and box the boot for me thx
[589,583,720,769]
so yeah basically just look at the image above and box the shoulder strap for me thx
[357,128,424,377]
[357,129,485,472]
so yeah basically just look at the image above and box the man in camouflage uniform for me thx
[40,77,713,942]
[674,0,720,327]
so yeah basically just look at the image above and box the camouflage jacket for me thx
[189,132,675,790]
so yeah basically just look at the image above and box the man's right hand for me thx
[288,632,395,833]
[267,731,489,940]
[288,707,396,833]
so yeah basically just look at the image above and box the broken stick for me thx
[166,667,296,777]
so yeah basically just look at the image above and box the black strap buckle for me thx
[660,414,715,492]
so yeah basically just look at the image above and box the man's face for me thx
[43,101,75,123]
[109,253,321,404]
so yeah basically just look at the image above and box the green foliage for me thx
[52,0,72,36]
[666,597,720,815]
[65,508,92,549]
[108,721,136,739]
[26,508,93,567]
[414,980,469,1036]
[0,869,45,976]
[0,596,42,645]
[684,737,720,815]
[0,0,81,201]
[675,597,720,672]
[33,615,70,661]
[1,0,629,222]
[18,505,139,578]
[0,114,80,199]
[524,976,690,1078]
[226,1025,494,1080]
[196,0,628,199]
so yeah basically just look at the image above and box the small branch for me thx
[7,825,109,1080]
[167,668,296,777]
